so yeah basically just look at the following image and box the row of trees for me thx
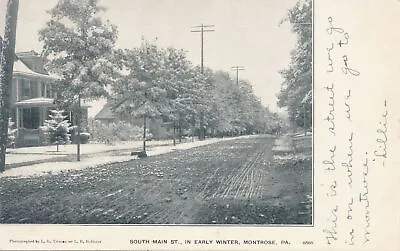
[0,0,284,169]
[113,41,281,149]
[38,0,281,155]
[278,0,312,133]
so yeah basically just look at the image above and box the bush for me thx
[80,132,90,144]
[7,118,17,148]
[88,120,142,144]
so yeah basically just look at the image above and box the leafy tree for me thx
[111,41,279,144]
[202,70,274,137]
[0,0,19,172]
[163,47,197,144]
[203,71,235,136]
[278,0,312,132]
[234,81,257,134]
[42,109,73,152]
[113,40,167,152]
[193,66,215,138]
[39,0,119,161]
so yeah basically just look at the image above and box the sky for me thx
[1,0,298,115]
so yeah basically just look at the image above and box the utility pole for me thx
[303,102,307,136]
[231,66,244,86]
[190,24,215,140]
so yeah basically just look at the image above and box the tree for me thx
[277,0,312,132]
[39,0,119,161]
[210,71,242,136]
[42,109,73,152]
[111,42,275,144]
[0,0,19,172]
[201,70,273,137]
[192,66,215,139]
[163,47,198,144]
[113,40,167,153]
[201,70,232,136]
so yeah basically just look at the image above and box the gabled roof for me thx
[13,58,56,80]
[94,100,114,120]
[16,51,48,74]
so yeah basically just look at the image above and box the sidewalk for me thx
[5,139,171,166]
[272,133,312,162]
[2,136,255,178]
[271,132,312,154]
[272,134,294,154]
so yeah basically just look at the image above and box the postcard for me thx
[0,0,399,250]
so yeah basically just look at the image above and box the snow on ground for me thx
[5,140,171,165]
[5,154,66,165]
[7,140,171,155]
[2,156,138,178]
[271,135,293,152]
[2,136,257,179]
[147,138,228,156]
[293,131,312,138]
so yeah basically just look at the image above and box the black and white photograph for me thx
[0,0,312,226]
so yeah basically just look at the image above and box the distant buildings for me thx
[10,51,89,147]
[93,98,115,124]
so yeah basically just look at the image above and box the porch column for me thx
[15,108,19,129]
[41,107,48,125]
[16,78,19,101]
[39,107,43,126]
[15,108,20,142]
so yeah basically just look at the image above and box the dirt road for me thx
[0,135,312,224]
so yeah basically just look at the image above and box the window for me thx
[20,79,38,99]
[21,79,30,98]
[30,81,37,98]
[22,107,40,129]
[41,82,46,97]
[46,85,52,98]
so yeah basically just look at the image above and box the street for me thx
[0,135,312,224]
